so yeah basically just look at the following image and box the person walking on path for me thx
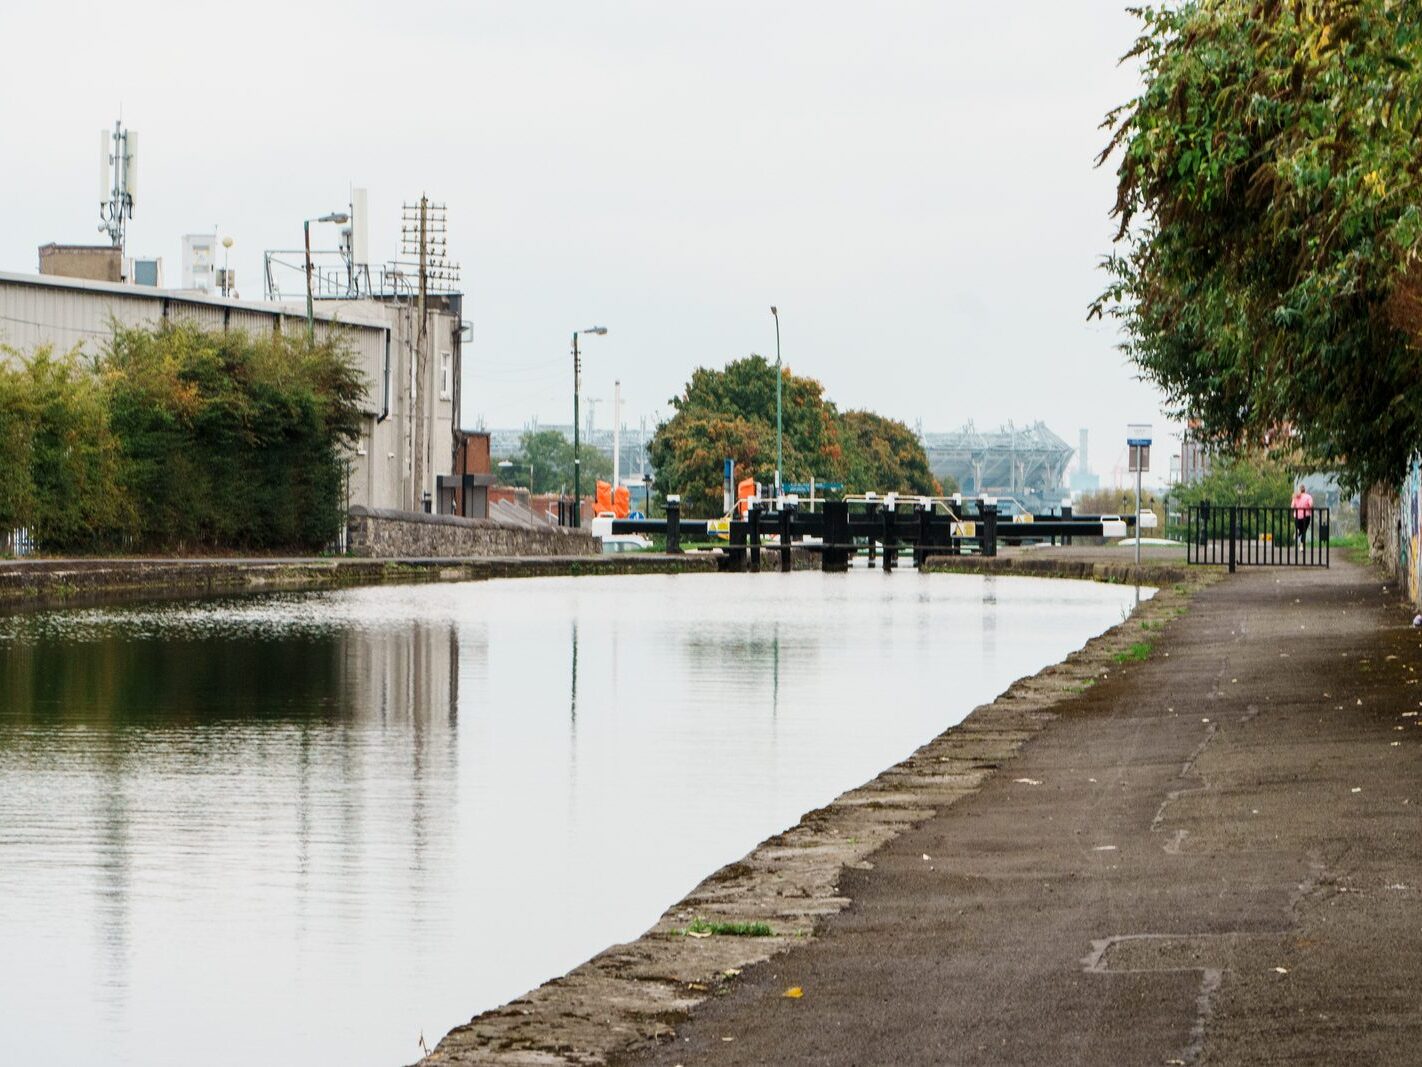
[1291,483,1314,549]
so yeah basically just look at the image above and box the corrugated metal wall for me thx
[0,281,158,354]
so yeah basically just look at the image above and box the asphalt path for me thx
[617,558,1422,1066]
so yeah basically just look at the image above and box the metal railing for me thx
[1185,505,1330,571]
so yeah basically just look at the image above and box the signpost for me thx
[1127,423,1152,567]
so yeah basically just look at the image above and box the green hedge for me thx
[0,323,364,553]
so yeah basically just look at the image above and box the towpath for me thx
[617,557,1422,1065]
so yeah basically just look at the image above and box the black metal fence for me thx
[1185,504,1330,571]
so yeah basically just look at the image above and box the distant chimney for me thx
[1078,428,1090,474]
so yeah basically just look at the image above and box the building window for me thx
[439,352,452,400]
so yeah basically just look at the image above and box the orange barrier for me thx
[613,485,630,519]
[736,478,757,516]
[595,480,613,514]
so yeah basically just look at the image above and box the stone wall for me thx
[1367,469,1422,605]
[346,505,599,559]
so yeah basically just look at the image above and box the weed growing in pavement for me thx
[682,919,774,937]
[1113,641,1154,664]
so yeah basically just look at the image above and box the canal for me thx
[0,571,1144,1065]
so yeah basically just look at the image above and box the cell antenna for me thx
[98,119,136,249]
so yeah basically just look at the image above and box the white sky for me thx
[1,0,1178,486]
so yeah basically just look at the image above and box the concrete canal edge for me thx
[0,553,719,608]
[420,562,1221,1066]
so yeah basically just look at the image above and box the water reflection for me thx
[0,603,462,1066]
[0,574,1145,1067]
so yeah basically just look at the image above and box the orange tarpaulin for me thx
[595,480,613,514]
[613,485,630,519]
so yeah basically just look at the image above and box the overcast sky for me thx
[2,1,1177,486]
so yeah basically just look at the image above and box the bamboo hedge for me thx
[0,322,365,553]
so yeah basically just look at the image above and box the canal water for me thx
[0,571,1143,1066]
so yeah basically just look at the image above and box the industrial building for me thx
[0,269,463,516]
[921,421,1075,510]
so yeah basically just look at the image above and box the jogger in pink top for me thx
[1291,484,1314,547]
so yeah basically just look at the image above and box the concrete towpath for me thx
[617,558,1422,1065]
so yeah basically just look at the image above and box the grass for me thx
[682,918,774,937]
[1113,640,1154,664]
[1330,530,1368,550]
[1140,619,1164,632]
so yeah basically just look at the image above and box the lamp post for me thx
[304,211,350,342]
[770,306,782,496]
[572,326,607,528]
[220,235,234,297]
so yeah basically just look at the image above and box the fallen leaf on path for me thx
[1014,778,1042,786]
[1351,787,1362,794]
[1093,845,1118,851]
[1273,967,1289,974]
[687,930,712,939]
[783,987,804,999]
[921,853,932,861]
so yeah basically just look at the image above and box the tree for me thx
[0,344,132,550]
[1093,2,1422,491]
[1075,486,1165,533]
[1168,453,1295,510]
[103,322,364,550]
[649,355,937,514]
[499,428,611,494]
[648,413,778,516]
[839,410,940,497]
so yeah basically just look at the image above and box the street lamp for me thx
[304,211,350,342]
[220,235,234,298]
[572,326,607,528]
[770,306,782,496]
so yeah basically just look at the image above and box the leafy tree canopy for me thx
[1,323,364,553]
[497,428,612,494]
[649,355,938,516]
[1094,0,1422,491]
[1168,451,1297,509]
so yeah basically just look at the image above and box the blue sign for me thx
[783,481,844,494]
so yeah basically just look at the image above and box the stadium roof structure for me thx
[921,421,1074,498]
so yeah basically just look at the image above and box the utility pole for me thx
[573,331,582,527]
[413,196,429,510]
[771,306,782,496]
[571,327,608,527]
